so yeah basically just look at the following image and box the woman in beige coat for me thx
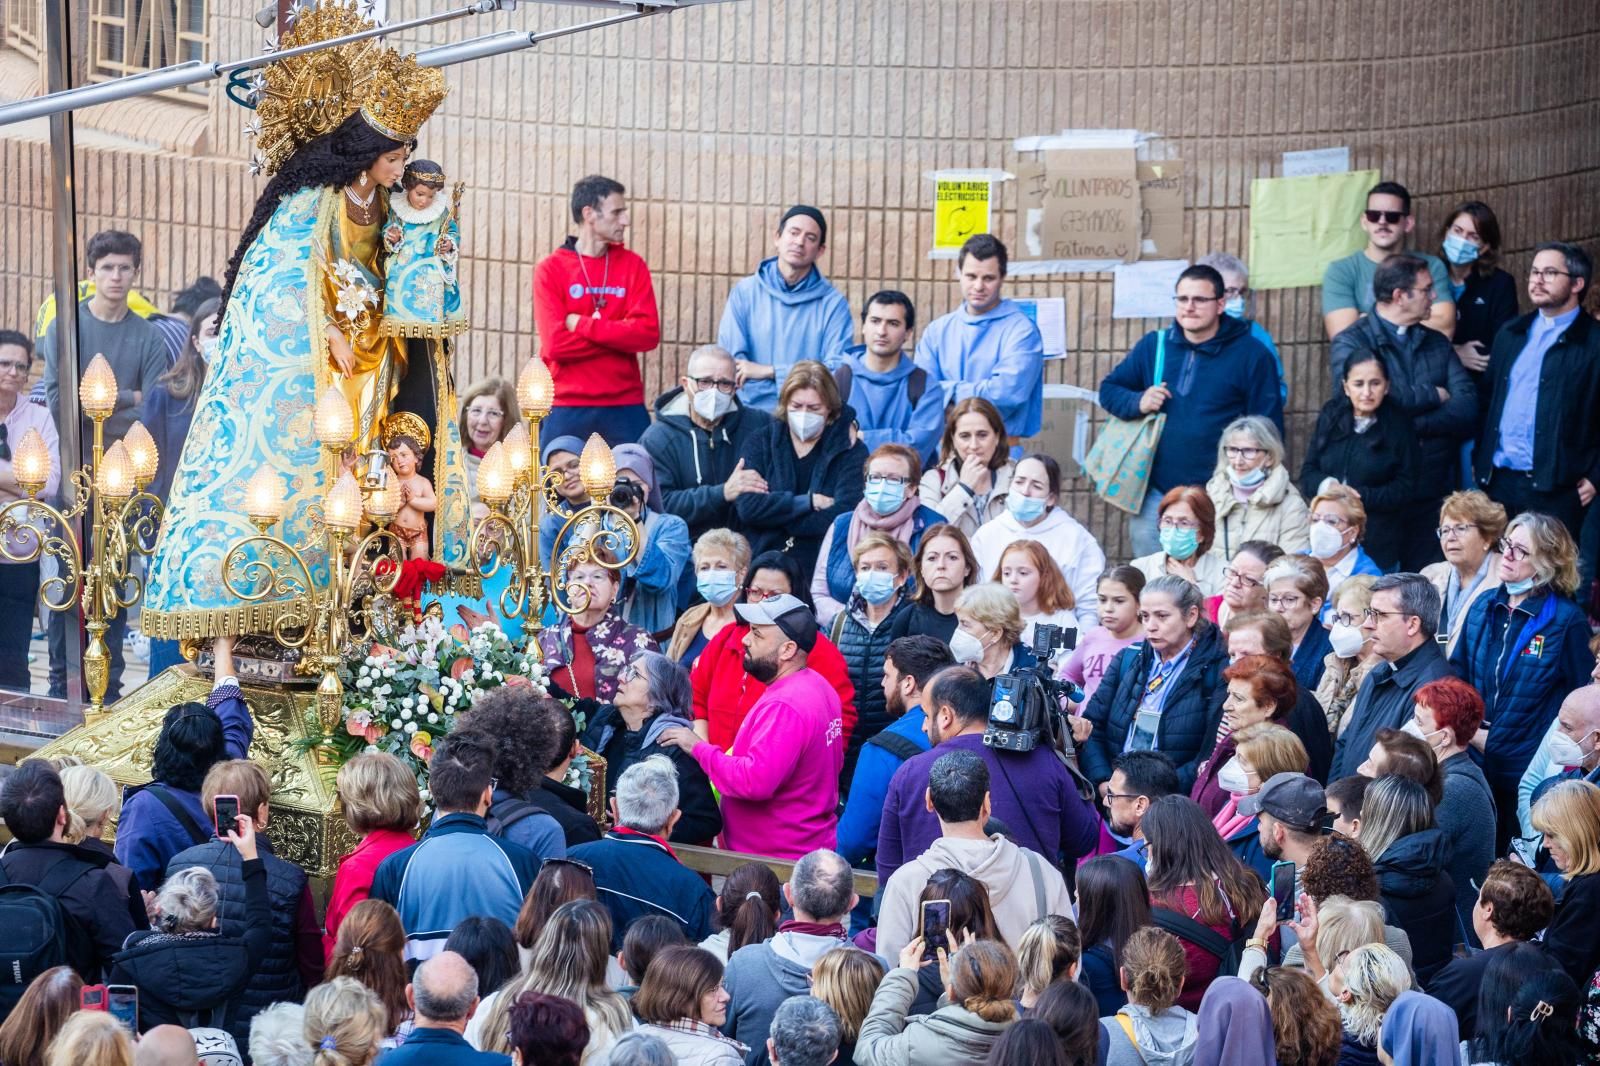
[1419,490,1506,658]
[1207,416,1311,560]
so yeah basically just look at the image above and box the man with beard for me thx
[836,636,956,867]
[1104,750,1181,870]
[874,665,1100,888]
[1238,771,1328,952]
[658,594,843,859]
[1322,181,1455,339]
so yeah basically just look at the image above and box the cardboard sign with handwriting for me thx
[1138,160,1185,260]
[1039,148,1140,263]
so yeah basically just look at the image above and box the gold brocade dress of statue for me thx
[142,186,471,639]
[327,201,404,447]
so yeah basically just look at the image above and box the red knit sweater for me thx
[690,622,857,750]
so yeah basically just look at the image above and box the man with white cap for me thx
[660,594,845,858]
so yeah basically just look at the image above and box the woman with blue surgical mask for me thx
[810,443,944,629]
[830,532,917,781]
[666,528,752,670]
[1437,201,1518,380]
[1438,202,1518,488]
[1206,416,1311,560]
[1130,486,1226,598]
[970,453,1105,630]
[1449,512,1595,855]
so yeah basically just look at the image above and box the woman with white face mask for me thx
[731,359,867,583]
[1205,416,1310,559]
[1314,576,1383,738]
[1399,677,1495,939]
[1300,486,1383,624]
[950,582,1035,680]
[810,443,945,629]
[970,453,1105,631]
[1191,654,1298,819]
[1211,723,1309,871]
[1448,512,1594,856]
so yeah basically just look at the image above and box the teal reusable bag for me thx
[1083,331,1166,515]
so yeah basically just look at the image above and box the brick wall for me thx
[5,0,1600,555]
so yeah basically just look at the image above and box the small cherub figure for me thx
[380,159,465,338]
[381,413,436,559]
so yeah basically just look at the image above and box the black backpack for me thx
[486,797,543,838]
[832,363,928,412]
[0,854,96,1016]
[1151,906,1250,978]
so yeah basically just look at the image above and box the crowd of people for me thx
[2,170,1600,1066]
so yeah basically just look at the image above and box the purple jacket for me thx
[874,732,1100,887]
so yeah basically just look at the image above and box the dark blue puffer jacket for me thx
[1080,623,1229,791]
[1448,587,1593,791]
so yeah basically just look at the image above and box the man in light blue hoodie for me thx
[717,205,855,411]
[833,290,947,465]
[915,233,1045,443]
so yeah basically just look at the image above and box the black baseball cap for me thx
[735,593,818,653]
[1238,772,1328,832]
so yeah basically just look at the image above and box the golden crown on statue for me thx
[253,0,448,175]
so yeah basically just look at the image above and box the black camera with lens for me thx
[983,623,1083,754]
[609,479,645,511]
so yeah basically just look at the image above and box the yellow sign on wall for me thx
[933,179,992,251]
[1249,169,1379,289]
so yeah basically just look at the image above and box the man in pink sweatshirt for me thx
[659,594,844,858]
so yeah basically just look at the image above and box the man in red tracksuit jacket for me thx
[532,174,661,446]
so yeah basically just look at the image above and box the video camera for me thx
[983,623,1084,755]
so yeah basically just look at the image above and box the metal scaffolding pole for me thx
[0,0,732,127]
[44,0,86,709]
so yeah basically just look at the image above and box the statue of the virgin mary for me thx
[141,1,472,640]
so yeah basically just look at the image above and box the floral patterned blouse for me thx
[536,609,657,704]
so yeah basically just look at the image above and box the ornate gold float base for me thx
[34,666,356,894]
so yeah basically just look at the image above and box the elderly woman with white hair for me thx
[951,582,1037,679]
[248,1003,311,1066]
[581,650,722,845]
[108,818,273,1032]
[665,528,751,668]
[1205,414,1310,559]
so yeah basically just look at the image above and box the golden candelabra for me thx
[467,357,639,641]
[0,354,163,719]
[222,385,409,753]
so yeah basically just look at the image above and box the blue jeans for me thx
[541,404,651,450]
[1127,486,1165,558]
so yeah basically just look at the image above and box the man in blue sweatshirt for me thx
[832,290,946,465]
[1099,263,1284,556]
[836,635,955,866]
[915,234,1045,445]
[718,205,854,411]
